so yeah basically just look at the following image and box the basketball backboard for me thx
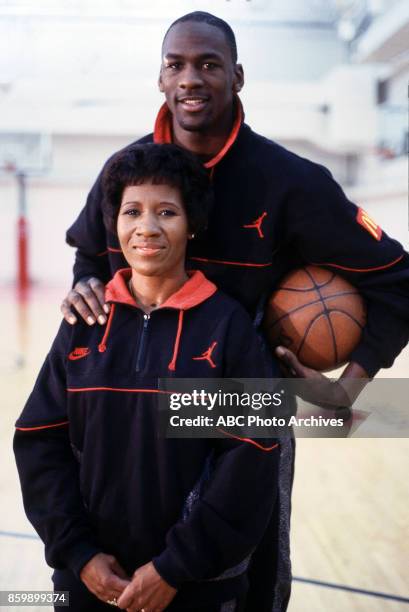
[0,132,52,176]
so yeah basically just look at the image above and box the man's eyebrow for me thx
[164,52,224,62]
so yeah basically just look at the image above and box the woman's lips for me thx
[132,245,164,256]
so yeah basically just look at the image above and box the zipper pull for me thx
[135,313,150,373]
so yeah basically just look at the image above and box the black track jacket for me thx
[66,100,409,377]
[14,270,281,608]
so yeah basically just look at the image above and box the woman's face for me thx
[117,181,189,277]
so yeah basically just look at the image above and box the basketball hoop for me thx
[0,132,51,176]
[0,132,52,296]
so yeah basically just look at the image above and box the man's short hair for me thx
[163,11,238,63]
[102,143,211,235]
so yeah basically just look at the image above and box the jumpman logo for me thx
[192,341,218,368]
[243,211,267,238]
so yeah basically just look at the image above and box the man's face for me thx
[159,21,244,134]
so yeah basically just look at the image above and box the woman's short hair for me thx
[102,143,212,235]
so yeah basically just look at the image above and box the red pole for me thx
[18,214,29,292]
[16,172,29,299]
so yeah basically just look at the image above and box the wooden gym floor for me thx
[1,288,408,611]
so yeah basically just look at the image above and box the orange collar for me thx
[105,269,217,310]
[153,96,244,169]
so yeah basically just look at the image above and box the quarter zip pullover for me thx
[14,269,281,609]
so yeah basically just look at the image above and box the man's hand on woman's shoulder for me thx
[61,277,109,325]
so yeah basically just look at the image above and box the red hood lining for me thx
[153,95,244,169]
[104,269,216,372]
[105,268,217,311]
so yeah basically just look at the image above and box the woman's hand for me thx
[80,552,130,605]
[61,277,109,325]
[117,561,177,612]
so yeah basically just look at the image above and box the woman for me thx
[14,144,280,612]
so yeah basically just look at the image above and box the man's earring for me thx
[189,233,195,239]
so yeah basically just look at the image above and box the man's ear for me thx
[158,69,164,93]
[233,63,244,93]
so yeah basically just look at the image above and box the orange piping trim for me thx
[97,250,109,256]
[189,257,272,268]
[203,99,243,169]
[168,310,184,371]
[98,303,116,353]
[308,254,403,273]
[16,420,69,432]
[67,387,172,394]
[217,428,279,452]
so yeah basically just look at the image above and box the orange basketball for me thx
[263,266,366,371]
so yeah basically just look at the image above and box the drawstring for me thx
[98,304,184,366]
[168,310,184,371]
[98,303,116,353]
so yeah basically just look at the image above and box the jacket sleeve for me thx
[13,322,101,577]
[66,170,113,286]
[285,162,409,376]
[152,439,279,588]
[152,308,280,587]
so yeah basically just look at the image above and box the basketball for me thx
[263,266,367,371]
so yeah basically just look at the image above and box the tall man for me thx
[61,11,409,612]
